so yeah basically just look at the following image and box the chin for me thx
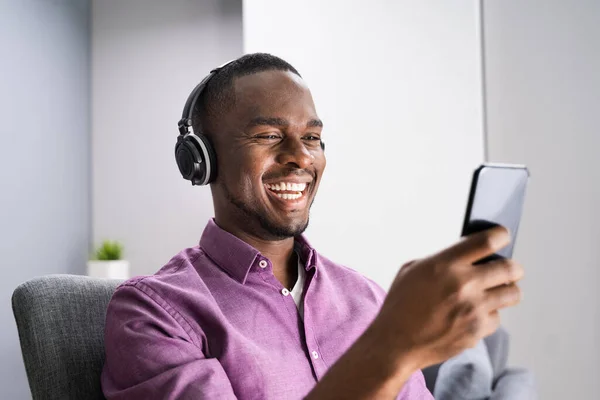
[258,215,310,239]
[223,184,311,239]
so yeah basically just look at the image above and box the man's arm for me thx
[102,283,237,400]
[306,227,524,399]
[305,322,425,399]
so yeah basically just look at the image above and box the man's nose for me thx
[276,137,314,169]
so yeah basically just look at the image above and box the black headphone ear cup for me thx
[175,134,217,185]
[175,136,204,184]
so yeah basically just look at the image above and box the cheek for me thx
[312,156,326,192]
[315,154,326,177]
[225,169,253,196]
[226,153,267,195]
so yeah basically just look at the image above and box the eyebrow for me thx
[246,117,324,129]
[307,119,324,128]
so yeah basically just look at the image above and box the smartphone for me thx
[461,163,530,264]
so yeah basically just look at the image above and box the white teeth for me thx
[266,182,307,192]
[276,193,302,200]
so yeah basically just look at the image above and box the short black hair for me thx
[192,53,301,135]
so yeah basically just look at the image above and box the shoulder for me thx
[110,246,216,312]
[105,246,219,345]
[121,246,206,288]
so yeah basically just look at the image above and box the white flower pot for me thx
[87,260,130,280]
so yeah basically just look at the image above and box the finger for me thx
[475,258,524,289]
[484,283,521,312]
[438,226,511,266]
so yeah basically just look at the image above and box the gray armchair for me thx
[422,327,537,399]
[12,274,122,400]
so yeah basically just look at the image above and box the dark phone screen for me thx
[462,165,529,261]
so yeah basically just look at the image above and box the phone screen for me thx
[462,165,529,260]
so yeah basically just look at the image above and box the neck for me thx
[213,216,298,289]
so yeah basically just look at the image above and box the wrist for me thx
[355,320,421,395]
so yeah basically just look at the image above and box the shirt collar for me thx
[294,234,318,271]
[199,219,319,284]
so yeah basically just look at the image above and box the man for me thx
[101,53,524,399]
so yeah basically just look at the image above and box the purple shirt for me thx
[102,219,433,399]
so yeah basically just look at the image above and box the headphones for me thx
[175,61,325,186]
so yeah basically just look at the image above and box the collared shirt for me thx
[101,219,433,399]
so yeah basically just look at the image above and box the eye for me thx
[255,133,281,140]
[304,135,321,141]
[303,135,322,147]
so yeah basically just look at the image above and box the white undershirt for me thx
[290,252,306,319]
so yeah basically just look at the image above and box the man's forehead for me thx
[233,70,310,99]
[229,70,316,121]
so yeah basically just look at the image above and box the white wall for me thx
[243,0,485,289]
[483,0,600,398]
[92,0,243,276]
[0,0,91,397]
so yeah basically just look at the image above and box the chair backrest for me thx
[12,274,122,400]
[421,326,510,395]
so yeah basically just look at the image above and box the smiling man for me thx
[102,54,524,399]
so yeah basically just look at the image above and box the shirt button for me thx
[258,260,268,269]
[281,288,290,296]
[312,351,319,359]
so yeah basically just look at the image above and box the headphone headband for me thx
[178,60,236,136]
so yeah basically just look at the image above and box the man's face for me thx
[210,70,326,240]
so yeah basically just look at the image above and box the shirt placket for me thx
[300,268,328,380]
[256,256,326,380]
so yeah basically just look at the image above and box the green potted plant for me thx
[87,240,129,279]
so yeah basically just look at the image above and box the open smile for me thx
[264,181,311,207]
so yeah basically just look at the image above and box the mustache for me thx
[262,168,315,181]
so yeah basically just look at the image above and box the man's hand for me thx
[305,226,524,400]
[374,225,524,373]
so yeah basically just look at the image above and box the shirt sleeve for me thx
[101,282,237,400]
[398,370,435,400]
